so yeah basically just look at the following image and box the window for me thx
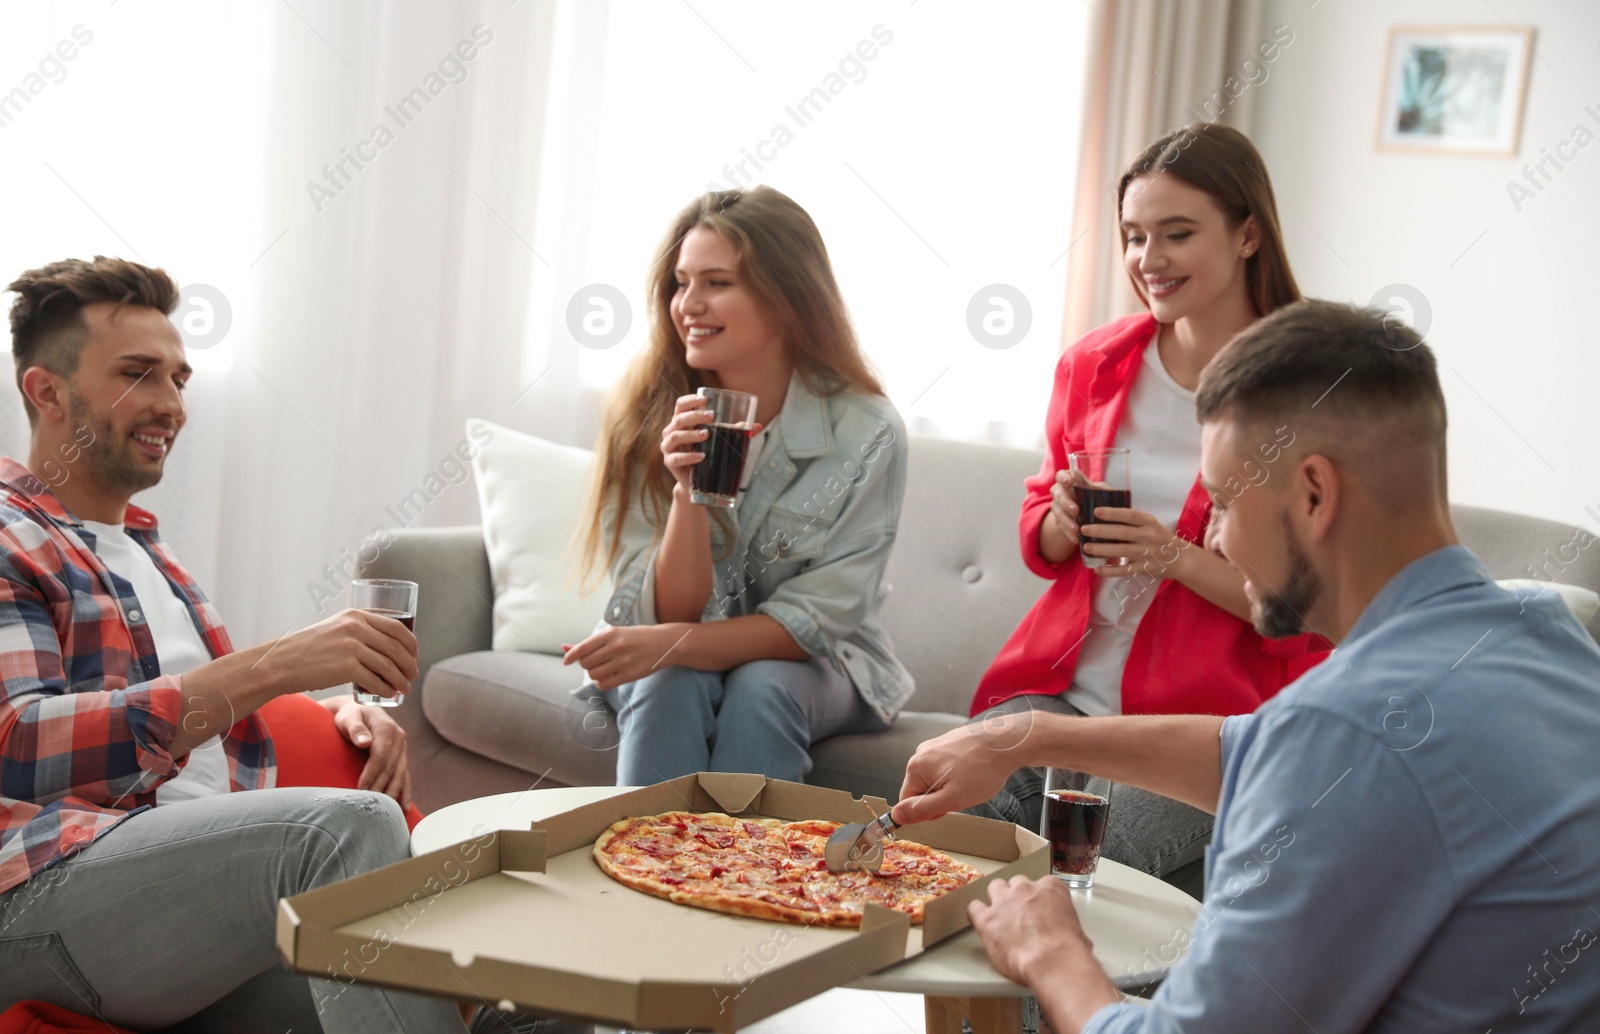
[563,2,1089,447]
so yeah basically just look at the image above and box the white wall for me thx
[1253,0,1600,533]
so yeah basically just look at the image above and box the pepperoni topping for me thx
[599,811,981,927]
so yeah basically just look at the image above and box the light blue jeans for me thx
[606,658,888,785]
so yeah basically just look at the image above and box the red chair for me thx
[0,694,424,1031]
[257,692,426,830]
[0,1001,136,1034]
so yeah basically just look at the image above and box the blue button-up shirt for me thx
[1088,545,1600,1032]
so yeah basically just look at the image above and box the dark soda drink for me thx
[1044,788,1111,880]
[1073,486,1133,548]
[356,607,414,706]
[369,608,415,631]
[692,422,753,505]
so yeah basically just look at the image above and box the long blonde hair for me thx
[579,186,882,581]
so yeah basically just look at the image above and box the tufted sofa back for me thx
[880,436,1600,719]
[883,436,1046,715]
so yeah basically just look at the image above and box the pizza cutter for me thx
[825,810,900,873]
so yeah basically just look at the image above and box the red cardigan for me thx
[971,313,1328,718]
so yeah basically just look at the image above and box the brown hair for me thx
[8,256,180,424]
[579,187,882,580]
[1117,124,1300,318]
[1196,299,1447,493]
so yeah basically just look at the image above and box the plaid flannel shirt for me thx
[0,457,274,895]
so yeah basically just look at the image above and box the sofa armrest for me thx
[1452,503,1600,644]
[358,524,494,689]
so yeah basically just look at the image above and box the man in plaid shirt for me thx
[0,259,577,1033]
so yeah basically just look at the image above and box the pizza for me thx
[592,811,983,927]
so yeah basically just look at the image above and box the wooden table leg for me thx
[966,996,1025,1034]
[924,995,1025,1034]
[924,995,965,1034]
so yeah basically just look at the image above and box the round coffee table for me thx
[412,787,1199,1033]
[411,785,633,854]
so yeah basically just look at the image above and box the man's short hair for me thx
[1203,297,1452,464]
[8,256,179,425]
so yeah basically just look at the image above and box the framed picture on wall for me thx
[1377,26,1535,155]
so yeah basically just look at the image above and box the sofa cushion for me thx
[881,437,1048,716]
[423,650,618,788]
[467,418,612,654]
[425,648,977,803]
[1496,579,1600,627]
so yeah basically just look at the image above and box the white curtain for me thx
[1,1,583,645]
[214,2,578,643]
[0,1,279,609]
[1062,0,1267,345]
[4,0,1091,647]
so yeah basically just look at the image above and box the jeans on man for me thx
[0,786,589,1033]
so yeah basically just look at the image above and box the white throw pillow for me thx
[1496,579,1600,627]
[467,418,612,653]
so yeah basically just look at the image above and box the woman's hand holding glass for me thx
[1039,469,1088,563]
[1050,469,1086,543]
[1079,505,1191,581]
[660,392,763,495]
[660,394,715,490]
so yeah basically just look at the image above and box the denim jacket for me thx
[600,372,914,723]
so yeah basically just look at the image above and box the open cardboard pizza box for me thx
[278,773,1048,1032]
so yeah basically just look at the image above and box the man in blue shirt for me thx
[894,300,1600,1032]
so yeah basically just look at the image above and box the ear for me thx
[1296,453,1341,543]
[19,367,68,424]
[1238,215,1262,258]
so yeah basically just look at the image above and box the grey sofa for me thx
[362,436,1600,819]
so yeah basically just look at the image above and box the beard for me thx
[1252,515,1322,639]
[67,392,166,496]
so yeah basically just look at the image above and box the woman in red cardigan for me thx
[967,124,1329,885]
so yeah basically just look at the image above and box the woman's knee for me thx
[612,664,720,709]
[720,659,816,711]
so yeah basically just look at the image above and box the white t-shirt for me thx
[1064,329,1203,717]
[80,520,230,803]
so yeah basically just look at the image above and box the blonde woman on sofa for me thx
[966,125,1331,881]
[568,186,910,786]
